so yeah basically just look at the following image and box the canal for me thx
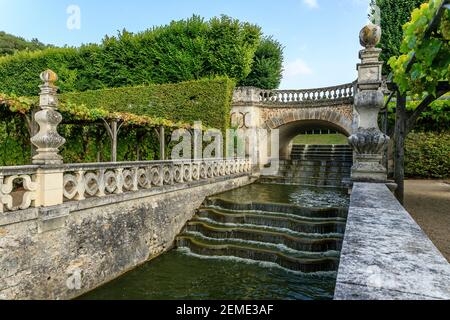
[80,183,349,300]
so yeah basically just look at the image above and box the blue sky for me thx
[0,0,371,89]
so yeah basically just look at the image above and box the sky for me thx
[0,0,371,89]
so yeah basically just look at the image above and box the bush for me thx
[60,77,235,132]
[405,131,450,178]
[0,15,260,96]
[386,96,450,132]
[239,37,284,89]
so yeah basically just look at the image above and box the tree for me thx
[239,37,284,89]
[0,15,267,96]
[0,31,49,56]
[370,0,426,74]
[387,0,449,203]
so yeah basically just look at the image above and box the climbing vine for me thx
[388,0,450,96]
[0,77,235,165]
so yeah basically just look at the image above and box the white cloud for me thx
[303,0,319,9]
[283,59,313,78]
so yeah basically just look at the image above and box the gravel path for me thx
[404,180,450,263]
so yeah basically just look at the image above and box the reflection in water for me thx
[80,183,349,300]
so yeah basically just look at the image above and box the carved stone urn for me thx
[359,23,381,48]
[31,70,66,165]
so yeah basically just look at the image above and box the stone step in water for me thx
[195,208,347,234]
[271,144,354,188]
[279,159,352,165]
[292,144,351,149]
[279,165,351,173]
[277,173,349,181]
[259,177,349,188]
[291,155,353,159]
[175,184,348,274]
[184,221,343,252]
[204,198,348,219]
[291,149,352,153]
[176,236,340,273]
[291,148,352,154]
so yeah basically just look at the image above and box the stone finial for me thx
[40,69,58,85]
[31,70,66,165]
[359,23,381,48]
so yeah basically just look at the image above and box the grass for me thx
[293,134,348,145]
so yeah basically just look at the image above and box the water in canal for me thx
[80,183,349,300]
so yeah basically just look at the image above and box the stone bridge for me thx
[231,82,356,160]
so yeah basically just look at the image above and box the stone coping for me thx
[334,182,450,300]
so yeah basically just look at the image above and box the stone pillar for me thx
[231,87,262,168]
[31,70,66,207]
[348,24,390,182]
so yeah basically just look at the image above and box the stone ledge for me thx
[334,182,450,300]
[0,208,38,227]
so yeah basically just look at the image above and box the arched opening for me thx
[277,119,351,160]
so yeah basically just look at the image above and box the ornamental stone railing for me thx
[0,159,251,213]
[62,159,251,202]
[0,166,39,213]
[259,82,355,105]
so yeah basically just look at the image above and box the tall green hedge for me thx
[0,15,261,96]
[60,77,235,132]
[405,131,450,178]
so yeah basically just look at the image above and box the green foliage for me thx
[0,31,50,57]
[405,131,450,178]
[0,15,261,96]
[370,0,425,74]
[388,0,449,96]
[60,77,235,132]
[386,95,450,131]
[0,111,30,166]
[0,78,235,165]
[239,37,284,89]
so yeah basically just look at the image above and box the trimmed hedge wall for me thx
[0,16,262,96]
[60,77,235,132]
[0,77,235,166]
[405,131,450,179]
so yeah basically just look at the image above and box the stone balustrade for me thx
[0,159,251,213]
[259,83,355,105]
[0,166,39,213]
[62,159,251,202]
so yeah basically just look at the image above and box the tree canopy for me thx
[0,31,49,57]
[0,15,285,96]
[239,37,284,89]
[388,0,449,96]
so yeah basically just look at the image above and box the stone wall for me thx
[0,174,255,300]
[334,183,450,300]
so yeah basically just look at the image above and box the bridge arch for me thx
[262,107,353,160]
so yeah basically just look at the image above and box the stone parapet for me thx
[334,183,450,300]
[0,172,255,300]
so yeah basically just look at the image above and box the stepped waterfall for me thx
[81,145,351,300]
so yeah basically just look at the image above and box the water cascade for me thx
[176,183,348,274]
[260,144,353,188]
